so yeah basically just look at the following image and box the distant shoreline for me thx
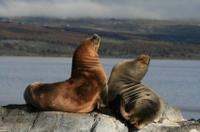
[0,55,200,60]
[1,18,200,60]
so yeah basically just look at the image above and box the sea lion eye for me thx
[89,34,101,52]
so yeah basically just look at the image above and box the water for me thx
[0,56,200,119]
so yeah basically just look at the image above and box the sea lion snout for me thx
[137,54,150,65]
[91,34,100,40]
[90,34,101,51]
[90,34,101,44]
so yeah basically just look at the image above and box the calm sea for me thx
[0,57,200,119]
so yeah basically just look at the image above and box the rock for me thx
[134,121,200,132]
[129,100,200,132]
[0,103,200,132]
[0,104,128,132]
[159,99,185,122]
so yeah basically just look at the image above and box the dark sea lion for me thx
[108,55,161,129]
[24,34,108,113]
[108,54,150,102]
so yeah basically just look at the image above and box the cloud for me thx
[0,0,200,19]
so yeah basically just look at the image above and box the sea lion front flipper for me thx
[120,97,131,120]
[97,84,108,110]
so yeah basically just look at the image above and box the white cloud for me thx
[0,0,200,19]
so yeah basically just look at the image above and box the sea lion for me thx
[108,54,150,102]
[108,54,161,129]
[24,34,108,113]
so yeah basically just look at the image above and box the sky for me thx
[0,0,200,20]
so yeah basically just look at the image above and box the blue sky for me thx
[0,0,200,19]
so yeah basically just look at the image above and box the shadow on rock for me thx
[3,104,39,113]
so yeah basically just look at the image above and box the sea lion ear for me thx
[90,33,101,45]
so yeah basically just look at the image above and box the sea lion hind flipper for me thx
[24,84,36,109]
[23,82,41,108]
[24,85,32,105]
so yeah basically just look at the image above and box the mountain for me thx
[0,17,200,59]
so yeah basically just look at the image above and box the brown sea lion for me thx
[108,55,161,129]
[24,34,108,113]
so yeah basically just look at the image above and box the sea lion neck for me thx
[125,59,149,82]
[71,41,101,77]
[118,62,143,83]
[120,77,141,85]
[90,34,101,52]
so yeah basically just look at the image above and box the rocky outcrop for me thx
[0,103,199,132]
[0,105,127,132]
[135,121,200,132]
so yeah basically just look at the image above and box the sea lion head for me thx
[80,34,101,54]
[108,54,150,102]
[129,54,150,82]
[73,34,101,60]
[89,33,101,52]
[111,54,150,83]
[71,34,102,76]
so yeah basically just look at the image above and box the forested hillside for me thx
[0,17,200,59]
